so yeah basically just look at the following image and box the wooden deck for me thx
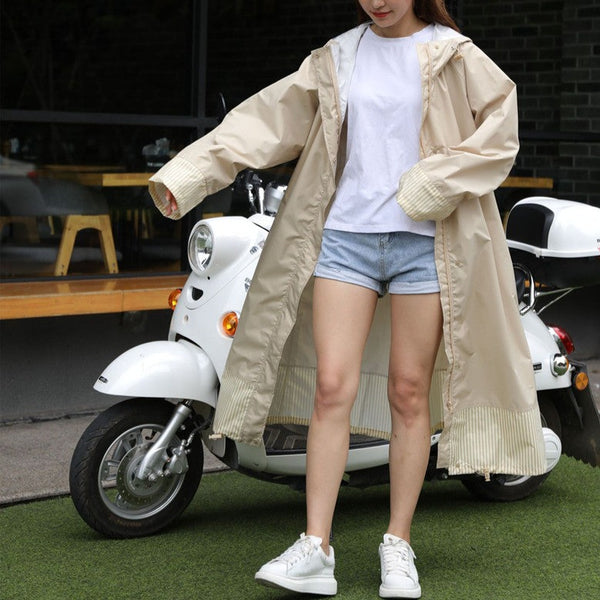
[0,275,186,319]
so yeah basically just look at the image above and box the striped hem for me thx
[212,374,263,446]
[271,365,392,435]
[439,404,547,477]
[215,365,448,444]
[268,365,448,439]
[213,368,545,478]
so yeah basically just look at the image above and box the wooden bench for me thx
[0,274,187,319]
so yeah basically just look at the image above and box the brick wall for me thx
[559,2,600,204]
[460,0,599,206]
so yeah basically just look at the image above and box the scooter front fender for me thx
[93,340,218,407]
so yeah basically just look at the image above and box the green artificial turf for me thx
[1,457,599,600]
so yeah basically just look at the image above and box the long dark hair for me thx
[355,0,460,32]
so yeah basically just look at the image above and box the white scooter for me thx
[69,172,600,538]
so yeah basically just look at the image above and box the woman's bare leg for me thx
[387,293,442,543]
[306,277,378,552]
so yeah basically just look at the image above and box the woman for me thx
[150,2,546,597]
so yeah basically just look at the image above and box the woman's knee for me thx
[387,374,429,420]
[314,370,357,417]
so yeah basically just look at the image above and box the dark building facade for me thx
[1,0,598,280]
[2,1,597,207]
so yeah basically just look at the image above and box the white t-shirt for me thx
[325,24,435,236]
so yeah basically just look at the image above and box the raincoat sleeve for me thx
[149,56,319,219]
[397,43,519,222]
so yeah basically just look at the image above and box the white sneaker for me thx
[255,533,337,595]
[379,534,421,598]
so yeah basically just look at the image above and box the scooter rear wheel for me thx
[69,398,203,538]
[460,396,561,502]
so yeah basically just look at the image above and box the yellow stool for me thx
[54,214,119,276]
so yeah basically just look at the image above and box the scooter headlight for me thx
[188,223,213,273]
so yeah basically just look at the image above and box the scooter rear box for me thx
[506,197,600,288]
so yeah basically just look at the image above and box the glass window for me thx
[1,0,205,279]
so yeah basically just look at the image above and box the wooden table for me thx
[41,164,125,174]
[49,171,555,190]
[58,172,153,187]
[501,176,553,189]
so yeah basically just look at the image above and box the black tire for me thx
[69,398,203,538]
[461,395,561,502]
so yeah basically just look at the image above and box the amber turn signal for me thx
[574,371,589,391]
[221,312,239,337]
[168,288,182,310]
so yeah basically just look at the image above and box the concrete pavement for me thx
[0,413,228,505]
[1,359,598,506]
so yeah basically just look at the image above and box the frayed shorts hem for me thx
[314,265,440,296]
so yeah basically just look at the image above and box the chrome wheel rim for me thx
[98,423,185,520]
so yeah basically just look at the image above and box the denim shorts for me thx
[314,229,440,296]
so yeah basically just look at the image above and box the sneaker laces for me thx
[381,537,414,576]
[271,534,319,567]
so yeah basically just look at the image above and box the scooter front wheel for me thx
[69,398,203,538]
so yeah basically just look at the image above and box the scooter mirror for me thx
[216,92,227,124]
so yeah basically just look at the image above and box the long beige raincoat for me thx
[150,23,546,478]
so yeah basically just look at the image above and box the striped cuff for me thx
[149,157,208,219]
[397,163,454,222]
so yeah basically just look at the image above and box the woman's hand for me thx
[165,188,178,216]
